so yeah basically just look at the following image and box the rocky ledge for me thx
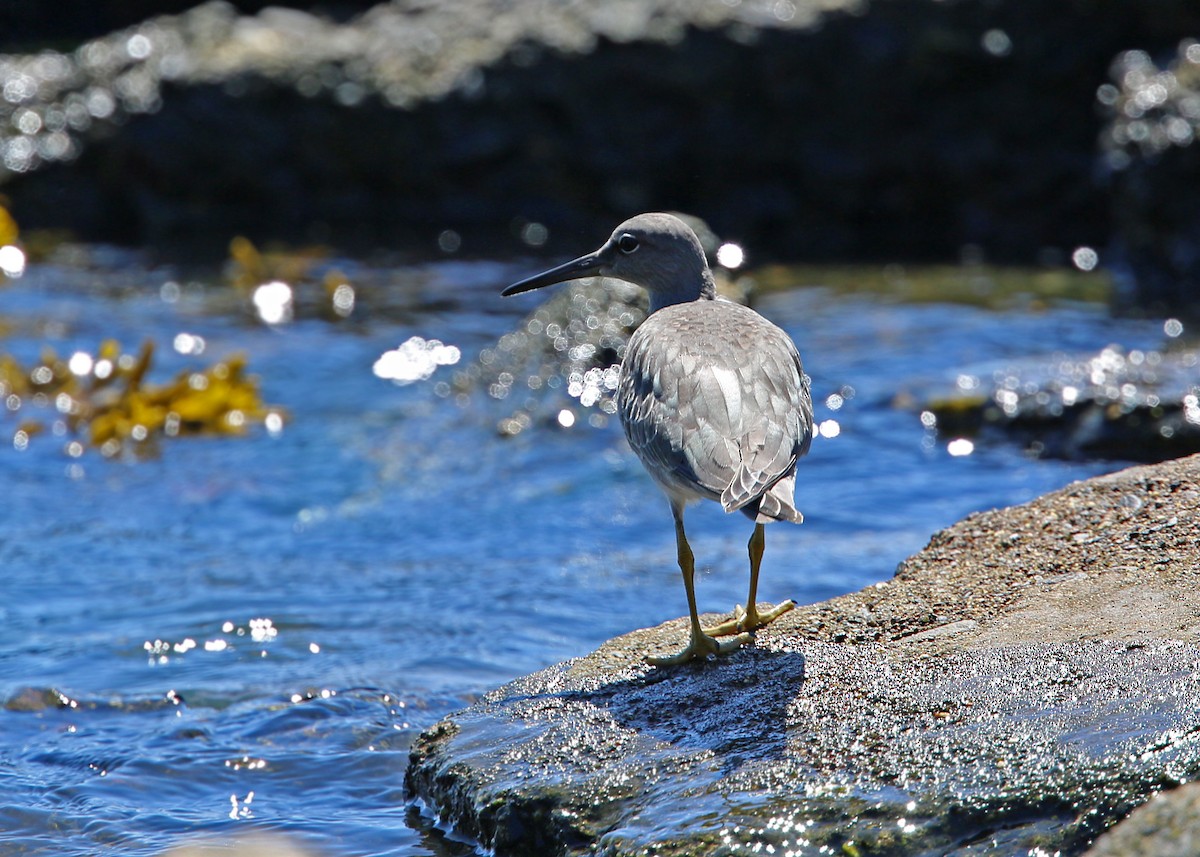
[407,454,1200,856]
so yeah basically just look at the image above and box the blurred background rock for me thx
[0,0,1197,319]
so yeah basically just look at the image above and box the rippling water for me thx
[0,254,1168,856]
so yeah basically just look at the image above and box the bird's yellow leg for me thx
[646,507,751,666]
[706,523,795,637]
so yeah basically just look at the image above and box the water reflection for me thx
[947,437,975,457]
[373,336,461,385]
[1101,42,1200,169]
[252,280,294,325]
[0,243,25,277]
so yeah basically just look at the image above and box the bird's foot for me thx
[706,600,796,637]
[645,629,752,666]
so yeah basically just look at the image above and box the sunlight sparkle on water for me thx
[330,282,355,317]
[67,351,94,376]
[252,280,293,325]
[716,242,745,269]
[248,617,277,642]
[981,28,1012,57]
[373,336,461,384]
[264,411,285,435]
[125,34,152,60]
[229,791,255,820]
[173,332,205,355]
[1071,246,1099,271]
[947,437,975,457]
[0,244,25,277]
[520,221,549,247]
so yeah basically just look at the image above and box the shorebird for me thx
[502,213,813,665]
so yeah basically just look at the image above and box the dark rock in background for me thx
[1103,41,1200,320]
[1,0,1199,266]
[0,0,374,50]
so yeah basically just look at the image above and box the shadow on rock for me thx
[603,646,806,766]
[405,638,806,855]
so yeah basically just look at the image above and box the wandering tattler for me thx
[503,213,814,665]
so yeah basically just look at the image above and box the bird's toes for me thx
[738,600,797,633]
[645,630,750,666]
[703,607,747,638]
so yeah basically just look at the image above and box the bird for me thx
[502,213,813,665]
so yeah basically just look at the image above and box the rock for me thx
[407,454,1200,856]
[922,342,1200,462]
[1103,41,1200,320]
[1085,782,1200,857]
[2,1,1200,264]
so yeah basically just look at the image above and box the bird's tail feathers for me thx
[725,471,804,525]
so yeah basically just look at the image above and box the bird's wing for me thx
[719,330,811,513]
[618,317,715,498]
[618,302,813,511]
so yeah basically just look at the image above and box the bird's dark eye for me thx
[617,234,640,254]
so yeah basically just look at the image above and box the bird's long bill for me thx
[501,250,608,297]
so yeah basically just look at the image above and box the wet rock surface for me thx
[922,340,1200,463]
[408,454,1200,856]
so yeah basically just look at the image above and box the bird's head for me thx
[502,212,716,312]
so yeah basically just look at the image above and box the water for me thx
[0,254,1168,856]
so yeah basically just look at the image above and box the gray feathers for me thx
[504,211,813,528]
[617,298,812,524]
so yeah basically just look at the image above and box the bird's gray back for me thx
[617,299,813,520]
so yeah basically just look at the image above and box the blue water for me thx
[0,255,1167,855]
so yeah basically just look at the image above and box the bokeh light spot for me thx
[947,438,975,457]
[252,280,293,325]
[715,242,745,269]
[0,244,26,278]
[373,336,461,384]
[1071,246,1099,271]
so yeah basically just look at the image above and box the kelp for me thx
[2,339,284,458]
